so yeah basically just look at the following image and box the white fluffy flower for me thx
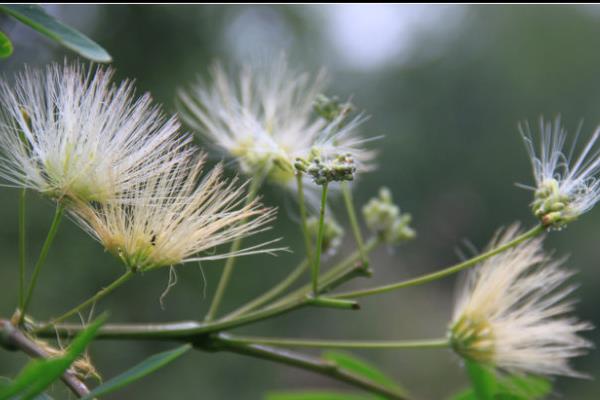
[69,152,280,271]
[177,57,374,187]
[0,63,190,203]
[520,117,600,227]
[449,226,592,378]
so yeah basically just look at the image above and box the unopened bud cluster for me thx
[313,94,354,122]
[532,178,574,228]
[295,150,356,185]
[306,215,344,255]
[362,187,415,244]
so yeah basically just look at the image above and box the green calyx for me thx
[449,315,495,364]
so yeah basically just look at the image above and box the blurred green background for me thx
[1,4,599,399]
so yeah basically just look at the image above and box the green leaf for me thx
[81,344,191,399]
[449,374,552,400]
[322,351,407,398]
[0,31,13,58]
[0,314,107,400]
[465,360,497,400]
[0,5,111,62]
[496,375,551,399]
[265,391,370,400]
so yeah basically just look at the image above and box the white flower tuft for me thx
[520,117,600,227]
[177,56,375,188]
[0,63,191,203]
[450,225,592,378]
[69,151,281,271]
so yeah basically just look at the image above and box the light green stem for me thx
[296,173,313,264]
[18,188,26,311]
[39,270,134,330]
[312,182,329,295]
[342,181,368,266]
[307,296,359,310]
[224,259,309,319]
[334,225,545,299]
[220,334,450,349]
[268,237,379,308]
[19,203,65,323]
[205,177,262,321]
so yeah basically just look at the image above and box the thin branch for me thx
[0,320,90,397]
[209,333,410,400]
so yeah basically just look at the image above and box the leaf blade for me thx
[0,31,13,58]
[82,344,192,399]
[0,314,106,400]
[0,4,111,62]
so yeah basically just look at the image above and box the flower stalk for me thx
[19,203,65,324]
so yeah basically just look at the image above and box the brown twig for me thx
[0,319,90,398]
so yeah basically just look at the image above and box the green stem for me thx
[334,225,545,299]
[34,240,382,341]
[19,203,65,324]
[296,173,313,263]
[205,176,262,322]
[341,181,368,266]
[307,296,359,310]
[39,270,135,330]
[220,334,450,349]
[312,182,329,295]
[268,237,379,308]
[211,334,409,400]
[224,259,309,319]
[18,188,26,312]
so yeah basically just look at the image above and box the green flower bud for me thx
[362,187,415,244]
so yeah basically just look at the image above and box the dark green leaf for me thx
[81,344,191,399]
[465,360,496,400]
[322,351,407,397]
[0,5,111,62]
[0,314,106,400]
[0,31,13,58]
[265,391,370,400]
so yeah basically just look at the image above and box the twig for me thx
[0,319,90,398]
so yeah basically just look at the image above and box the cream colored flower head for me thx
[177,56,374,188]
[69,152,280,271]
[0,62,190,203]
[449,225,592,378]
[521,117,600,228]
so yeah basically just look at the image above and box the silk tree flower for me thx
[520,117,600,228]
[0,63,190,203]
[449,226,592,378]
[177,57,375,189]
[68,152,280,271]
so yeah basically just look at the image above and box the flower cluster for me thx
[449,226,592,378]
[0,63,278,270]
[521,117,600,228]
[177,57,375,190]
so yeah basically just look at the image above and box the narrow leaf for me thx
[322,351,407,397]
[449,372,550,400]
[0,5,111,62]
[82,344,192,399]
[0,31,13,58]
[0,314,107,400]
[465,360,496,400]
